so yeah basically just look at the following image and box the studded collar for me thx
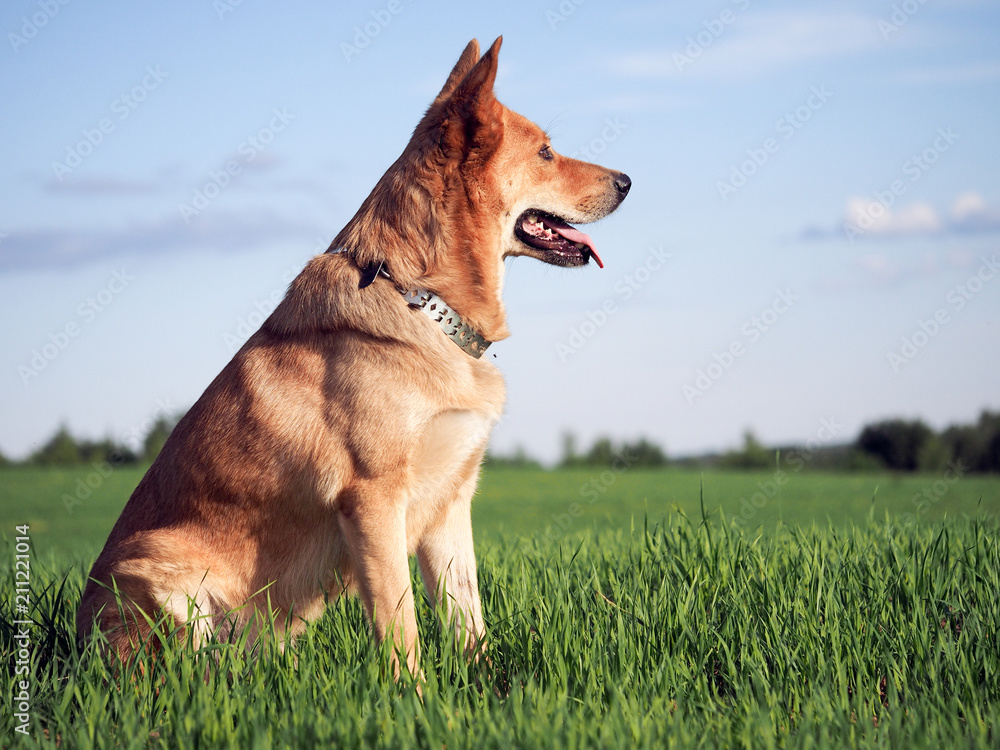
[327,248,492,359]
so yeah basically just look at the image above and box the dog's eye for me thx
[539,145,554,161]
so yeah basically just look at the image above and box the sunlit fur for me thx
[77,37,629,678]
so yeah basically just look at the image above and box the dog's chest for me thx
[400,407,495,542]
[411,409,495,486]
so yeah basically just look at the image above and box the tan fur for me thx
[78,37,629,677]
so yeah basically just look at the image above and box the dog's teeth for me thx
[574,242,584,249]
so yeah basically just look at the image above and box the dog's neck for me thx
[327,248,493,359]
[328,160,511,344]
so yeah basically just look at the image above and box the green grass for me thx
[474,466,997,542]
[1,466,998,747]
[2,464,996,556]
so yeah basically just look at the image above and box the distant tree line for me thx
[484,445,543,470]
[486,410,1000,474]
[856,411,1000,473]
[12,413,183,467]
[685,412,998,473]
[6,409,999,474]
[557,433,669,469]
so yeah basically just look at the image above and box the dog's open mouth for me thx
[514,211,604,268]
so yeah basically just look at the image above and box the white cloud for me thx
[816,191,1000,243]
[951,191,987,221]
[844,197,942,237]
[949,190,1000,231]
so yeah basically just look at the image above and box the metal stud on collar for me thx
[403,288,492,359]
[328,248,492,359]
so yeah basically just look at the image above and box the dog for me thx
[77,36,630,678]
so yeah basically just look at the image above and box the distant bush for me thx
[22,411,185,468]
[558,433,668,469]
[940,411,1000,473]
[143,413,183,461]
[623,437,669,468]
[718,430,772,470]
[856,411,1000,473]
[29,424,80,466]
[856,419,933,472]
[485,445,542,470]
[28,425,139,467]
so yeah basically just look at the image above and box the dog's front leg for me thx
[416,474,486,659]
[338,489,421,679]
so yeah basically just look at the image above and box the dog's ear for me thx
[433,39,481,106]
[439,36,504,162]
[449,36,501,109]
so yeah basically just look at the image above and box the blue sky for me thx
[2,0,998,463]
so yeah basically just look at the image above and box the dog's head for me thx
[419,37,630,271]
[333,37,630,341]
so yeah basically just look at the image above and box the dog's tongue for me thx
[545,216,604,268]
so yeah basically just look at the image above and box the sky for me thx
[1,0,998,464]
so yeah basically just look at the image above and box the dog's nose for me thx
[614,173,631,198]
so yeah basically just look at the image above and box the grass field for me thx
[1,466,998,747]
[1,464,996,556]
